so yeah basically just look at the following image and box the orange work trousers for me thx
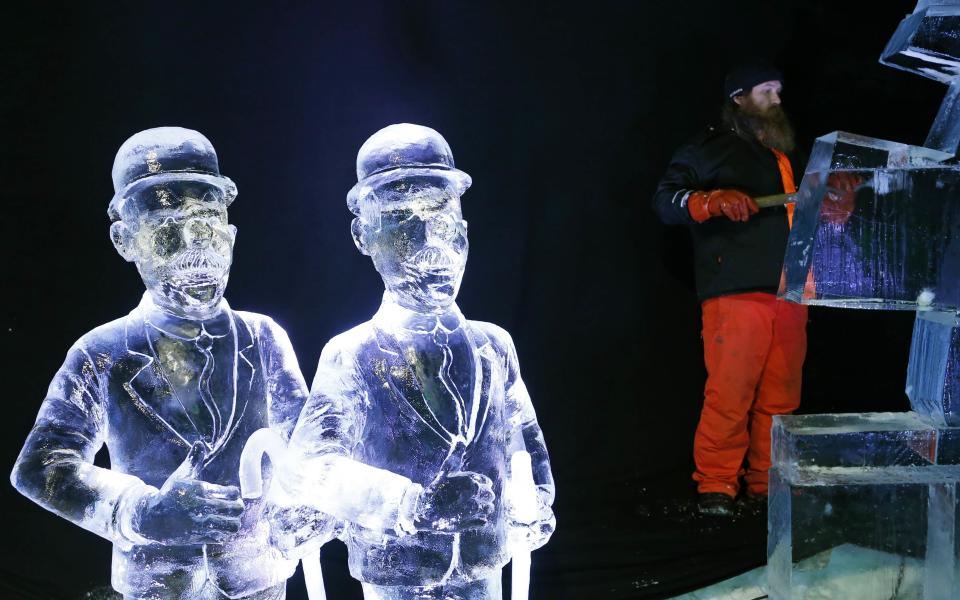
[694,292,808,497]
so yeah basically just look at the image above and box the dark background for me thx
[0,1,944,598]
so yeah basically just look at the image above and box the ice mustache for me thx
[169,248,231,279]
[409,245,463,274]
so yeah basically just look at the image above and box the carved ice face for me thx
[363,185,469,313]
[118,186,236,318]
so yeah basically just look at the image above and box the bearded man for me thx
[653,64,808,517]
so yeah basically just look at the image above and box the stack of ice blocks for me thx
[769,3,960,598]
[770,137,960,597]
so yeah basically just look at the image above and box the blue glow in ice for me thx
[907,311,960,427]
[282,124,555,599]
[10,128,313,599]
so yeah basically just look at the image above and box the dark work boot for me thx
[740,490,767,516]
[698,492,735,517]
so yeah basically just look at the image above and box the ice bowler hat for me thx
[108,127,237,221]
[347,123,472,215]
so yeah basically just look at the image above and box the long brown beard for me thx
[723,98,796,153]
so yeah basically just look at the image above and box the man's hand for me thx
[132,442,244,545]
[688,189,759,223]
[413,441,495,533]
[508,486,556,551]
[821,171,862,225]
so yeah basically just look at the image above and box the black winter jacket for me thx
[653,126,806,301]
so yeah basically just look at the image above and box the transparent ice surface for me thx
[907,311,960,426]
[239,429,329,600]
[10,128,310,599]
[769,414,960,599]
[881,2,960,84]
[773,412,939,470]
[940,427,960,464]
[769,468,960,599]
[881,1,960,154]
[769,7,960,596]
[284,124,555,598]
[778,132,960,310]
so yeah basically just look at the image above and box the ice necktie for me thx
[195,330,222,445]
[432,321,467,439]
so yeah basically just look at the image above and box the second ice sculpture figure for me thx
[285,124,555,600]
[10,127,311,600]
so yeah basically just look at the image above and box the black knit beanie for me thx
[723,63,783,99]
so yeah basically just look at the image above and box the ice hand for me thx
[413,442,495,532]
[265,502,340,559]
[132,442,244,545]
[414,471,495,532]
[508,486,556,551]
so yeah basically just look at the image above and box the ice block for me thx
[880,1,960,154]
[769,413,960,600]
[778,132,960,310]
[907,310,960,426]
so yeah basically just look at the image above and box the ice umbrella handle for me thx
[239,428,327,600]
[239,428,289,500]
[509,451,539,600]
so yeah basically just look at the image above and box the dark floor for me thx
[1,466,769,600]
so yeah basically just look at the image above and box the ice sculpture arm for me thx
[258,316,310,441]
[252,317,342,554]
[10,342,155,550]
[652,143,708,226]
[498,326,555,550]
[286,336,424,535]
[500,329,554,497]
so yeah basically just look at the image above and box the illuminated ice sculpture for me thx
[10,127,317,600]
[769,3,960,598]
[281,124,556,600]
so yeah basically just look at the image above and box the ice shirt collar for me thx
[138,292,231,340]
[373,293,464,335]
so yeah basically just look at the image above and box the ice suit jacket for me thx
[11,296,308,599]
[289,301,554,587]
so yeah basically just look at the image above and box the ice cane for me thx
[239,428,327,600]
[509,451,539,600]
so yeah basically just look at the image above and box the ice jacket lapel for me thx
[374,327,454,444]
[122,309,194,450]
[464,324,498,444]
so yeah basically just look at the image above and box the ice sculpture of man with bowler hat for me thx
[11,127,312,599]
[283,124,556,600]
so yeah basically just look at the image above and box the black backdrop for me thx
[0,2,944,598]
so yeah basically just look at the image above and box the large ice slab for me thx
[881,1,960,154]
[769,413,960,600]
[769,468,959,600]
[773,412,960,468]
[881,1,960,84]
[773,412,939,470]
[907,310,960,426]
[778,131,960,310]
